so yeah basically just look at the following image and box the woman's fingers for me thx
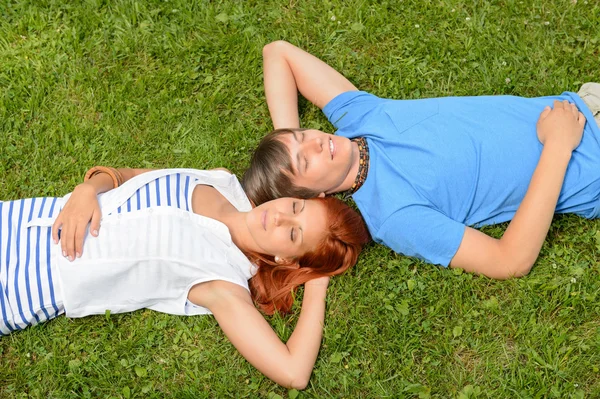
[74,222,86,259]
[90,208,101,237]
[61,224,71,260]
[51,217,62,245]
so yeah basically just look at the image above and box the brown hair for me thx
[247,196,370,315]
[242,128,323,205]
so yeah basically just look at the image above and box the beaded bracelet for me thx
[84,166,124,189]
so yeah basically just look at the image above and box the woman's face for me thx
[245,198,327,261]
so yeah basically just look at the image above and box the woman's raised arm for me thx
[189,277,330,389]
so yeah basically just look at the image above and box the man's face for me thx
[277,129,356,194]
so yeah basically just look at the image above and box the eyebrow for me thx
[292,131,302,175]
[299,199,306,243]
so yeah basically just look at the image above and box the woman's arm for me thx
[52,168,153,260]
[189,277,330,389]
[263,40,358,129]
[450,101,586,279]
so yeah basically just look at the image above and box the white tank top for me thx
[26,169,256,317]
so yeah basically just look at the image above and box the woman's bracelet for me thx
[84,166,124,189]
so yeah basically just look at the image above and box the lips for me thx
[329,138,334,160]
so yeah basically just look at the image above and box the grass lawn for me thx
[1,0,599,397]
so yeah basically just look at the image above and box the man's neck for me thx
[330,140,361,194]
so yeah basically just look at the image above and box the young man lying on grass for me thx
[243,40,600,279]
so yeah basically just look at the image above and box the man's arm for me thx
[450,101,586,279]
[263,40,358,129]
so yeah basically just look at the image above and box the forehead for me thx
[275,132,300,174]
[276,131,297,149]
[301,200,328,251]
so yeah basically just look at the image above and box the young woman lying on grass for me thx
[243,40,598,279]
[0,167,369,389]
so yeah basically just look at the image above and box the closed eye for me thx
[290,228,295,242]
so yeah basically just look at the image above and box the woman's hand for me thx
[52,182,101,261]
[537,100,586,151]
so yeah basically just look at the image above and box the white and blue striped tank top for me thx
[0,173,198,335]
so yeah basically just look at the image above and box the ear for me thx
[274,256,286,264]
[274,256,296,266]
[318,192,326,198]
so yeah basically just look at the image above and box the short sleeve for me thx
[323,91,384,131]
[376,205,466,267]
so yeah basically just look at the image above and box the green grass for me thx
[1,0,599,397]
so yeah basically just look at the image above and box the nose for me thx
[274,211,293,226]
[303,137,323,154]
[314,137,323,152]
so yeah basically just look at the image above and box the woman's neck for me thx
[217,210,260,254]
[191,184,260,254]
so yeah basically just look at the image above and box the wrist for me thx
[79,173,113,195]
[303,283,328,301]
[541,141,573,163]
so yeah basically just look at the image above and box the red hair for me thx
[247,197,370,315]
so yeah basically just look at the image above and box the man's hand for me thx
[537,100,586,151]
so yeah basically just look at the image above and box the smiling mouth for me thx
[329,138,334,160]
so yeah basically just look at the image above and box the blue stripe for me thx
[45,228,59,315]
[24,198,40,323]
[176,174,181,209]
[155,179,161,206]
[127,198,131,212]
[35,226,50,319]
[136,189,141,210]
[117,206,122,214]
[0,278,14,333]
[37,197,47,218]
[145,184,150,208]
[13,200,30,326]
[48,197,57,218]
[166,175,172,206]
[4,202,13,299]
[184,176,190,212]
[0,202,16,332]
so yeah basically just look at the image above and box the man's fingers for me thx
[578,112,587,126]
[539,106,552,120]
[570,103,578,117]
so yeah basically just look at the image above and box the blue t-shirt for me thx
[323,91,600,266]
